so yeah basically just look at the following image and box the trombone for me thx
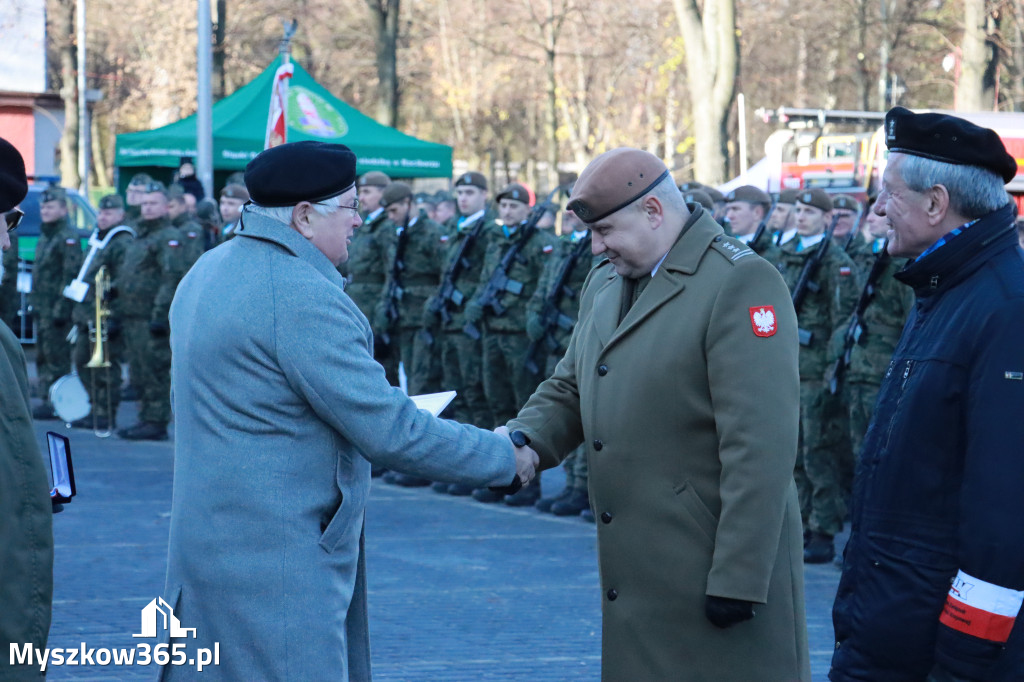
[86,266,113,438]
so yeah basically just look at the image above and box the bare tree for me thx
[51,0,80,188]
[672,0,738,184]
[959,0,999,110]
[366,0,401,127]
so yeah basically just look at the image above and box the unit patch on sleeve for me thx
[750,306,777,337]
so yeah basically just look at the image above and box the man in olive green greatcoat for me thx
[508,148,810,681]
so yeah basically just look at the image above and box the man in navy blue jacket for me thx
[830,108,1024,682]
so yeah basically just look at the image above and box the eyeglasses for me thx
[5,208,24,232]
[313,198,360,213]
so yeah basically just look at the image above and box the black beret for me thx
[244,141,357,207]
[0,138,28,212]
[725,185,771,206]
[885,107,1017,184]
[41,186,68,204]
[454,171,487,191]
[98,193,124,210]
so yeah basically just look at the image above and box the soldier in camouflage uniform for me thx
[218,183,248,242]
[69,194,135,431]
[776,188,860,563]
[463,183,557,506]
[425,171,498,495]
[724,185,783,261]
[770,188,800,247]
[832,200,913,481]
[29,187,85,419]
[115,182,190,440]
[122,173,154,227]
[167,183,205,267]
[433,191,457,232]
[528,206,600,517]
[375,182,447,487]
[343,171,399,386]
[0,217,19,332]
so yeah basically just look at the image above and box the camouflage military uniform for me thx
[30,215,84,403]
[114,217,189,428]
[469,222,558,424]
[375,212,444,395]
[1,231,19,332]
[171,212,205,269]
[527,231,600,497]
[343,208,399,385]
[841,238,913,464]
[426,211,497,427]
[778,237,860,538]
[71,226,135,427]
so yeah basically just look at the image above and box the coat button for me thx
[597,364,608,376]
[607,589,618,601]
[601,511,613,524]
[593,439,603,451]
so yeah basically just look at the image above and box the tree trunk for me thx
[366,0,400,128]
[542,0,559,194]
[213,0,227,101]
[1012,0,1024,112]
[672,0,737,185]
[91,114,110,189]
[959,0,988,110]
[56,0,80,188]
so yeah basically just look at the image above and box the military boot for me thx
[431,481,451,494]
[580,508,595,523]
[390,473,431,487]
[471,487,505,503]
[551,488,590,517]
[535,486,574,513]
[71,414,115,431]
[446,483,475,496]
[504,480,541,507]
[803,532,835,564]
[117,421,168,441]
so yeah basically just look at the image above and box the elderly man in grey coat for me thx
[162,142,536,681]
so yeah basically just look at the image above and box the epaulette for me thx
[708,235,756,264]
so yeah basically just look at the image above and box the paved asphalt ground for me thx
[26,371,846,681]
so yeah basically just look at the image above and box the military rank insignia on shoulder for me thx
[749,305,777,337]
[710,236,754,263]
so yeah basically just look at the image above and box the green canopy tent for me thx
[114,56,452,191]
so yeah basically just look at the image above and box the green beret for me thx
[777,188,800,205]
[381,181,414,207]
[683,190,714,211]
[128,173,153,187]
[678,181,705,192]
[98,194,124,210]
[496,182,531,205]
[567,148,670,223]
[704,187,725,203]
[167,183,186,200]
[725,185,771,207]
[358,171,391,189]
[142,180,168,197]
[831,194,860,212]
[41,186,68,204]
[219,183,250,202]
[454,171,488,191]
[885,106,1017,183]
[795,188,833,213]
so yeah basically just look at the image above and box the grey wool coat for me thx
[162,212,516,681]
[510,207,811,681]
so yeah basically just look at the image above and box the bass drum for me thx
[49,372,91,424]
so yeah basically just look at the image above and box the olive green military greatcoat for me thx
[510,207,810,681]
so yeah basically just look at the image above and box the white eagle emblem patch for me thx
[749,306,777,338]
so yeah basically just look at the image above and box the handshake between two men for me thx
[493,426,539,491]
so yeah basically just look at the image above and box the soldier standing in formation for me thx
[771,188,800,247]
[167,184,206,266]
[115,182,190,441]
[776,188,860,563]
[70,193,135,431]
[464,183,557,506]
[0,206,19,331]
[528,205,598,518]
[345,171,399,386]
[218,183,248,241]
[123,173,153,226]
[723,185,781,259]
[30,186,85,420]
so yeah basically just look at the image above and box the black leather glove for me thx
[149,321,170,338]
[705,595,755,629]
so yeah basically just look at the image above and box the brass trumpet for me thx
[86,266,113,437]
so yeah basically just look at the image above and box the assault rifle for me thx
[791,213,840,346]
[381,224,409,345]
[748,198,778,254]
[463,189,562,340]
[828,239,892,395]
[421,214,489,346]
[523,233,592,375]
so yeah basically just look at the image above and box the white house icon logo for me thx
[133,598,197,639]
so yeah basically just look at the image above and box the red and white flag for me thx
[264,62,294,149]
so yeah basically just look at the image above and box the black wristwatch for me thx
[509,430,530,448]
